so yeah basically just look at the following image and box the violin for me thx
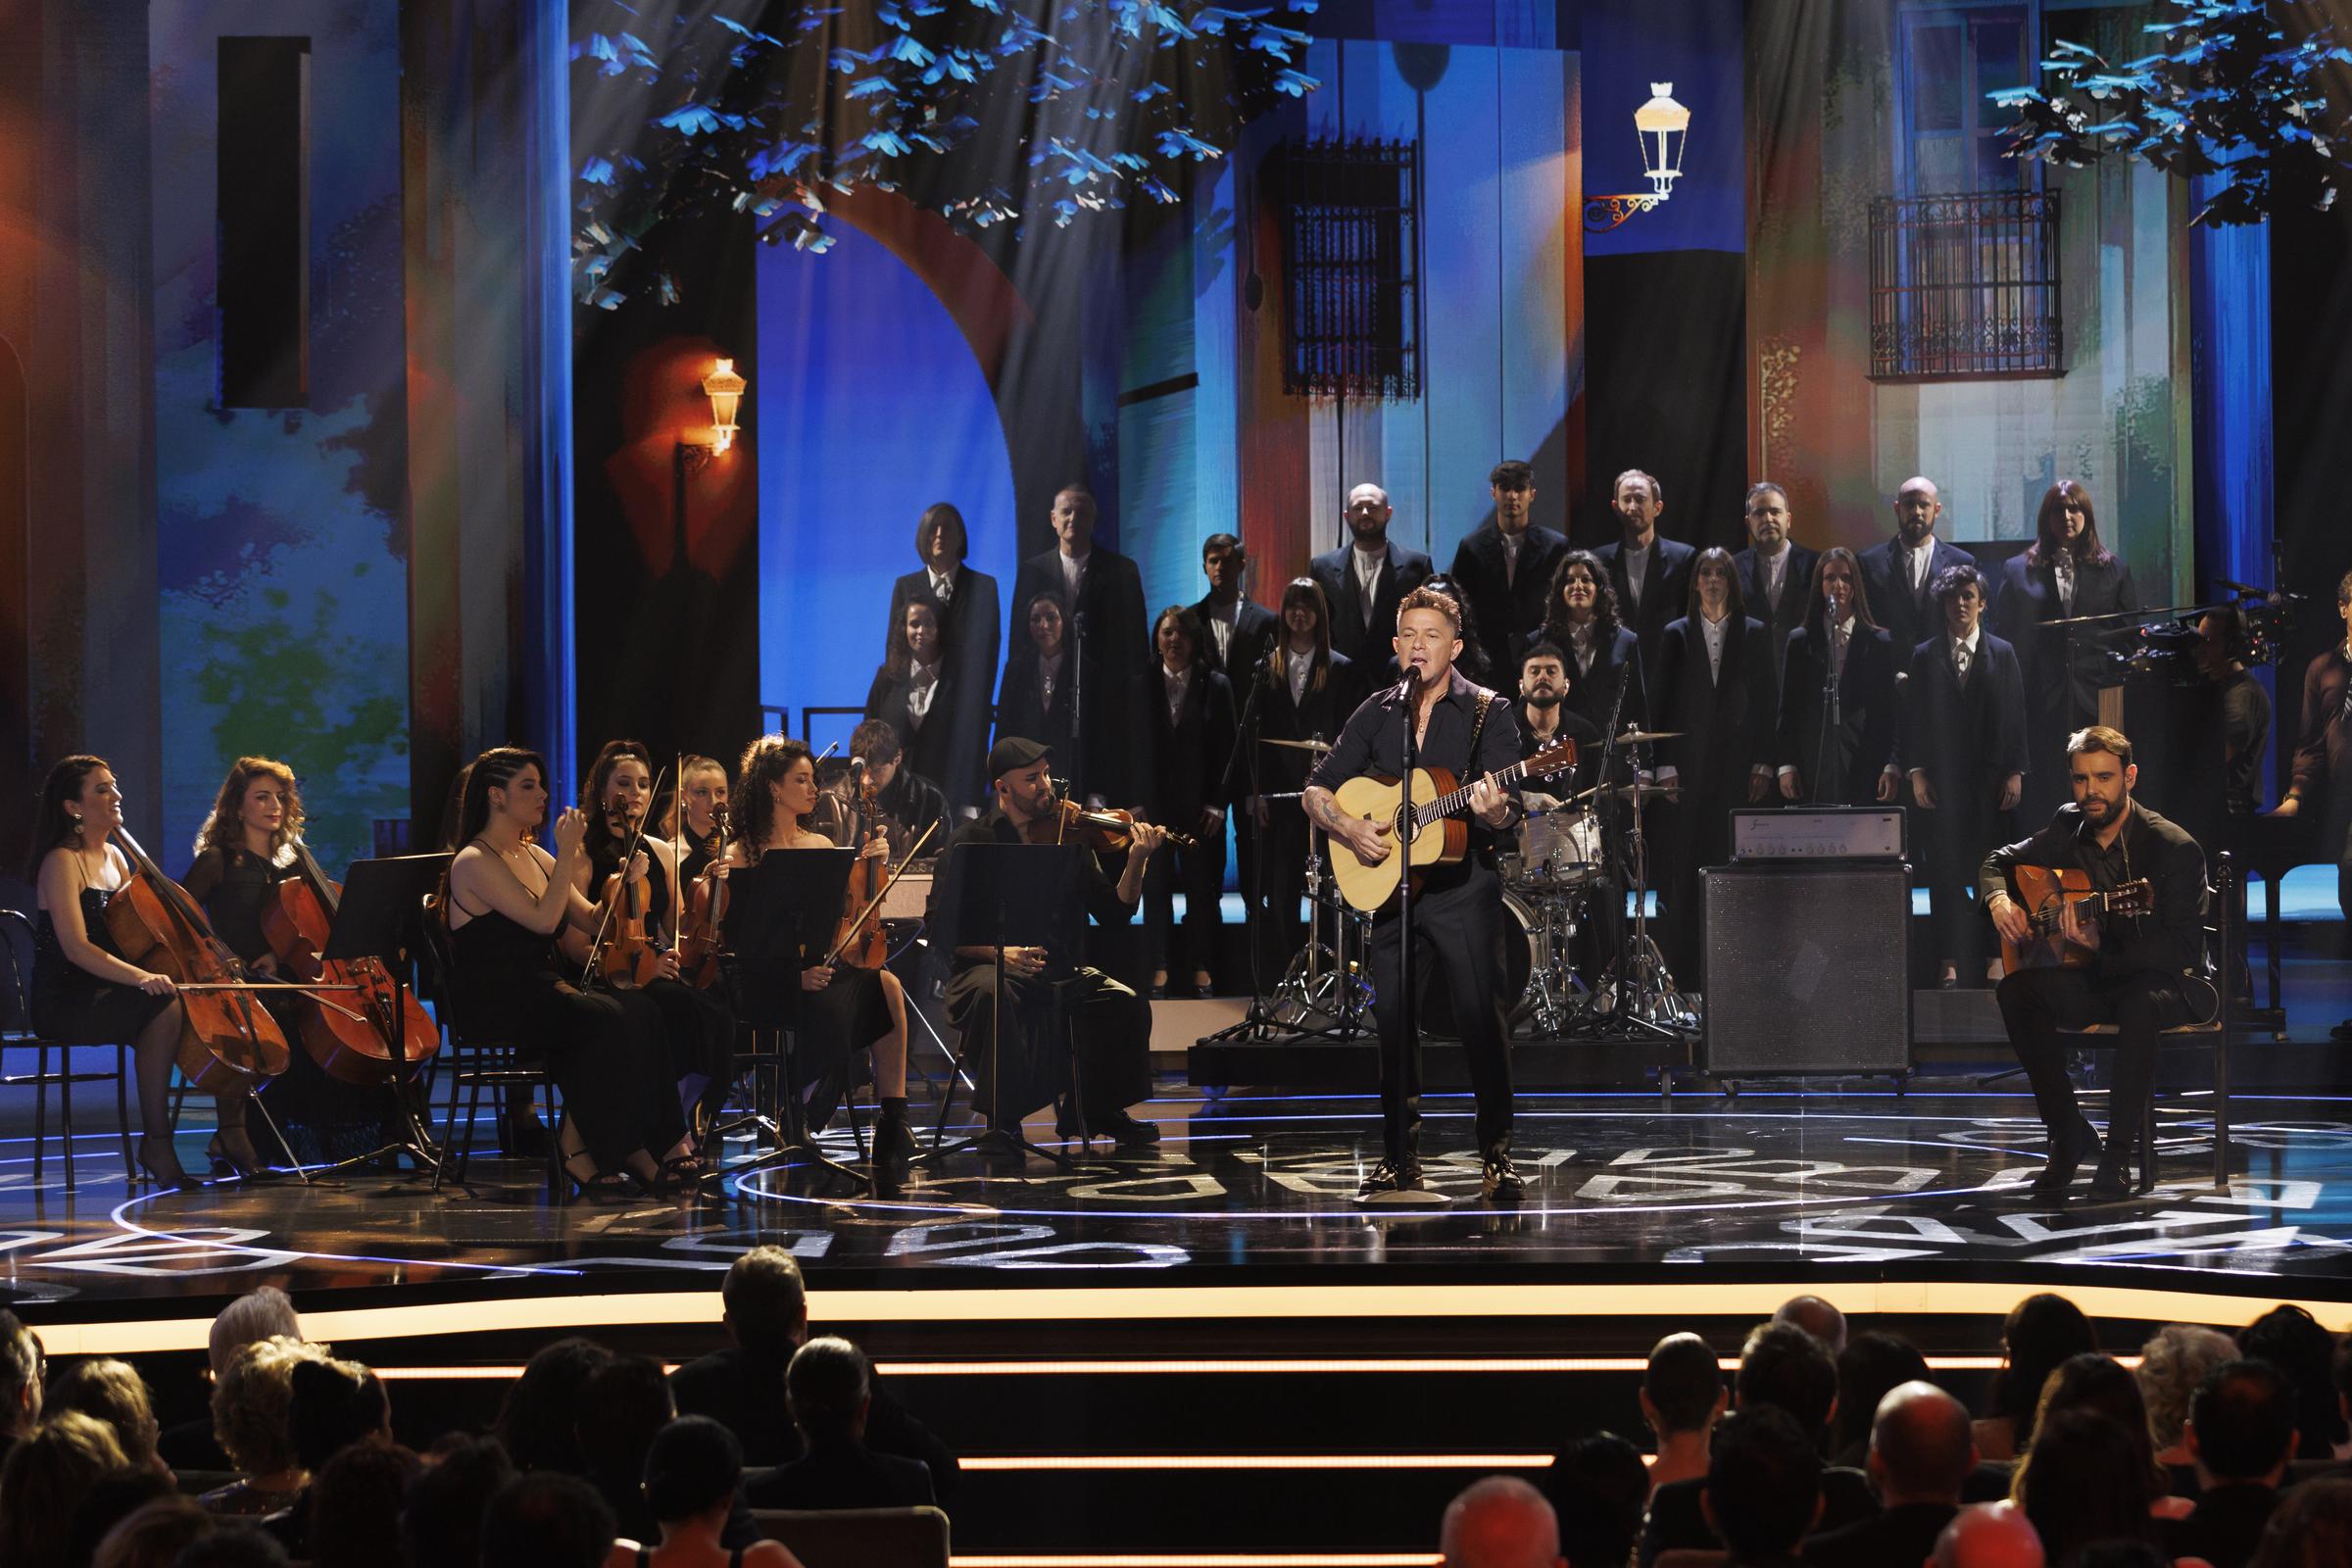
[674,800,728,991]
[831,763,891,970]
[260,842,441,1087]
[1020,798,1198,854]
[105,827,291,1095]
[591,807,665,990]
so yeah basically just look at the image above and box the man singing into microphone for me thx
[1303,586,1525,1200]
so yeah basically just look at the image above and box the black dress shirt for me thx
[1307,669,1523,898]
[1980,799,2209,988]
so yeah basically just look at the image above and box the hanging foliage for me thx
[572,0,1321,308]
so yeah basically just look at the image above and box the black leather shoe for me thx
[1357,1157,1423,1198]
[2084,1157,2136,1201]
[1092,1110,1161,1148]
[872,1112,918,1165]
[1482,1148,1526,1202]
[2029,1115,2102,1199]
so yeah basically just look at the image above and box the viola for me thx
[106,827,291,1095]
[831,769,891,970]
[592,812,665,991]
[259,842,441,1087]
[1020,798,1198,854]
[674,801,729,991]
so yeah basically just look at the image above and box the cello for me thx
[104,826,293,1096]
[259,841,442,1086]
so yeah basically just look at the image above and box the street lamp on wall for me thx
[702,359,747,455]
[1585,83,1691,233]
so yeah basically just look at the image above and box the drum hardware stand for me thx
[1571,703,1696,1043]
[1212,796,1372,1043]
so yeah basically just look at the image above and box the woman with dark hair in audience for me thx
[439,747,689,1196]
[1252,576,1362,958]
[1978,1292,2097,1461]
[496,1337,613,1476]
[1135,605,1236,998]
[305,1440,418,1568]
[605,1417,803,1568]
[67,1468,178,1568]
[260,1353,394,1555]
[0,1409,129,1568]
[2015,1409,2163,1561]
[995,587,1078,766]
[1993,478,2142,817]
[2238,1302,2350,1461]
[864,594,982,810]
[398,1435,514,1568]
[1830,1331,1933,1468]
[2251,1475,2352,1568]
[1544,1433,1647,1568]
[2010,1352,2187,1522]
[482,1472,617,1568]
[1776,547,1900,807]
[93,1494,215,1568]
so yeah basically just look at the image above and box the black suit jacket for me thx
[1260,648,1363,794]
[886,565,1001,707]
[1654,615,1778,816]
[1799,1501,1958,1568]
[1552,623,1649,752]
[1901,632,2029,825]
[1596,535,1697,670]
[1981,799,2209,988]
[1136,664,1238,828]
[1449,523,1569,697]
[1009,547,1149,800]
[669,1346,957,1497]
[1190,595,1280,696]
[1732,542,1819,684]
[1859,537,1976,661]
[1776,621,1899,806]
[864,662,984,811]
[1991,550,2140,730]
[1638,1466,1877,1567]
[994,649,1076,767]
[1309,542,1434,668]
[743,1440,936,1513]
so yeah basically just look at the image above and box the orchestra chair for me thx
[751,1506,950,1568]
[0,909,135,1191]
[417,907,561,1199]
[2050,852,2233,1197]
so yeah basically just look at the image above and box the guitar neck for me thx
[1414,760,1525,826]
[2030,890,2113,934]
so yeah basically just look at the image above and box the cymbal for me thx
[1262,737,1333,753]
[1573,781,1677,803]
[1612,729,1683,744]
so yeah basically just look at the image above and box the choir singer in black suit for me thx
[994,588,1077,767]
[1310,481,1433,668]
[1192,531,1278,955]
[1541,551,1650,748]
[1902,564,2027,989]
[883,503,1000,808]
[1859,476,1977,672]
[1136,606,1238,998]
[862,596,981,810]
[1992,479,2140,819]
[1732,481,1817,685]
[1653,549,1779,984]
[1777,548,1900,806]
[1008,486,1147,804]
[1252,577,1362,957]
[1448,459,1569,698]
[1595,468,1696,675]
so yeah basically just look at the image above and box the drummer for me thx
[1517,643,1622,987]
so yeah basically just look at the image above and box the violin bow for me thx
[577,763,671,985]
[819,819,937,967]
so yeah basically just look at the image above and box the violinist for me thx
[24,756,261,1191]
[440,747,692,1197]
[927,737,1166,1152]
[572,741,737,1157]
[724,736,917,1169]
[663,756,731,885]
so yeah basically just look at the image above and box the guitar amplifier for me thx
[1733,807,1906,860]
[1701,863,1911,1074]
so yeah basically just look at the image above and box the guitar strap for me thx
[1466,687,1499,761]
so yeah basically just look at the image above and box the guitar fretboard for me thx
[1413,759,1537,828]
[2031,890,2120,933]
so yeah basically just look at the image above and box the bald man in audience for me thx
[1931,1501,2045,1568]
[1773,1295,1847,1356]
[1439,1476,1565,1568]
[1802,1382,1976,1568]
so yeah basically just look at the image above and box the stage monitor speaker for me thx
[1700,863,1911,1074]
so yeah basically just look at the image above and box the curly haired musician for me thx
[1983,725,2207,1201]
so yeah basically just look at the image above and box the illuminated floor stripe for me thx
[956,1455,1552,1471]
[952,1557,1440,1567]
[368,1352,2067,1382]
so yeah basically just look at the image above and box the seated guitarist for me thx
[1306,586,1525,1200]
[1983,724,2207,1200]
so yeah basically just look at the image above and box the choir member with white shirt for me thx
[1135,606,1237,997]
[1776,548,1901,807]
[1857,476,1977,682]
[1008,486,1148,804]
[1594,468,1696,676]
[863,597,980,809]
[1991,479,2140,820]
[1730,481,1818,685]
[1308,482,1434,668]
[1254,578,1362,956]
[881,503,999,809]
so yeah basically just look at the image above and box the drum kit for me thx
[1252,731,1700,1041]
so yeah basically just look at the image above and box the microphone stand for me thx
[1395,671,1419,1146]
[1207,655,1282,1042]
[1811,614,1841,806]
[1069,605,1088,804]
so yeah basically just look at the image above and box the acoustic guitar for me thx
[1998,863,2155,974]
[1329,738,1580,911]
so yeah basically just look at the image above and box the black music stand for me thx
[309,853,453,1177]
[920,841,1100,1173]
[721,847,864,1189]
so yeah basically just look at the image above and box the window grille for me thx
[1279,138,1419,400]
[1868,189,2063,381]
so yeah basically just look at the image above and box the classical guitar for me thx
[1329,737,1580,911]
[1998,863,2155,974]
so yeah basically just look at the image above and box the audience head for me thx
[1931,1501,2045,1568]
[2238,1302,2349,1458]
[478,1471,616,1568]
[644,1416,746,1525]
[2030,1352,2163,1496]
[208,1289,301,1382]
[574,1352,673,1489]
[1870,1381,1977,1506]
[287,1355,389,1473]
[0,1309,42,1440]
[1994,1293,2096,1445]
[1438,1474,1563,1568]
[0,1409,130,1568]
[495,1337,612,1475]
[721,1246,809,1359]
[2187,1357,2298,1484]
[213,1337,323,1480]
[2017,1410,2154,1559]
[170,1524,293,1568]
[1641,1332,1725,1440]
[1544,1434,1644,1568]
[91,1495,211,1568]
[1700,1405,1822,1561]
[1737,1320,1838,1439]
[1773,1294,1848,1355]
[1833,1330,1929,1456]
[2135,1323,2237,1455]
[65,1465,174,1568]
[47,1357,163,1472]
[308,1440,417,1568]
[786,1336,870,1446]
[398,1435,514,1568]
[2249,1474,2352,1568]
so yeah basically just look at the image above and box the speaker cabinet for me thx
[1701,863,1911,1074]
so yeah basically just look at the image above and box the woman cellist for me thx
[724,735,915,1171]
[25,756,264,1189]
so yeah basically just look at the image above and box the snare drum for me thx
[1512,810,1600,886]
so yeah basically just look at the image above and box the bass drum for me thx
[1418,889,1536,1038]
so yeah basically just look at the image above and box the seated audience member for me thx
[482,1472,618,1568]
[2335,1334,2352,1466]
[172,1525,295,1568]
[48,1357,165,1475]
[2012,1352,2185,1521]
[202,1339,326,1517]
[66,1465,176,1568]
[305,1440,418,1568]
[669,1248,955,1494]
[398,1435,514,1568]
[2249,1475,2352,1568]
[1639,1322,1876,1565]
[1804,1382,1976,1568]
[0,1409,131,1568]
[1438,1474,1564,1568]
[1699,1406,1819,1568]
[1978,1294,2096,1461]
[161,1288,303,1472]
[608,1417,802,1568]
[0,1308,42,1463]
[2016,1410,2161,1562]
[1543,1435,1644,1568]
[1637,1332,1725,1491]
[743,1338,936,1512]
[497,1337,613,1476]
[1829,1330,1931,1466]
[2139,1324,2240,1478]
[1772,1294,1848,1356]
[2238,1303,2349,1463]
[93,1495,215,1568]
[2165,1360,2299,1568]
[1930,1500,2045,1568]
[264,1354,392,1554]
[580,1354,681,1545]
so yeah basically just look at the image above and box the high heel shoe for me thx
[214,1127,278,1181]
[561,1151,633,1203]
[138,1135,197,1193]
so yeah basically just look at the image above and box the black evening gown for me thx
[583,840,737,1128]
[30,887,173,1044]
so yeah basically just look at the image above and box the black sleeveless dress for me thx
[446,903,684,1172]
[30,886,173,1045]
[730,832,890,1125]
[584,840,737,1129]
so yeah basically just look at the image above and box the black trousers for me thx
[1143,822,1226,987]
[1259,801,1312,958]
[943,963,1151,1126]
[1995,965,2188,1152]
[1366,867,1514,1158]
[1920,790,2007,974]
